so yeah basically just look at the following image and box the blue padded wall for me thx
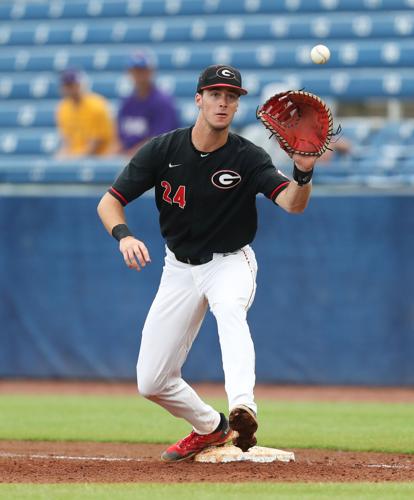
[0,193,413,384]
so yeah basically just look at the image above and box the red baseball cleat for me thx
[161,413,233,462]
[229,404,258,452]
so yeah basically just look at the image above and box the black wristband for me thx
[293,163,313,186]
[111,224,133,241]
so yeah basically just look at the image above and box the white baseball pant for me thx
[136,245,257,435]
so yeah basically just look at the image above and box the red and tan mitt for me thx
[256,90,334,157]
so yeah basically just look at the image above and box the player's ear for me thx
[195,92,202,108]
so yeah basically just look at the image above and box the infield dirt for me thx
[1,440,413,483]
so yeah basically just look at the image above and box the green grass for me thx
[0,483,414,500]
[0,394,413,453]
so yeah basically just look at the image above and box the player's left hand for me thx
[292,153,318,172]
[119,236,151,271]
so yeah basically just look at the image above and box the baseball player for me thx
[97,64,318,462]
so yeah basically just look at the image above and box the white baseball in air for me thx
[310,44,331,64]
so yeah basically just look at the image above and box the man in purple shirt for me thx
[116,51,180,156]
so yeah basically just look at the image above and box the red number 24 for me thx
[161,181,186,209]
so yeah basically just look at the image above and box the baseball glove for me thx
[256,90,334,157]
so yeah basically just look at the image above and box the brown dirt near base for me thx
[0,441,413,483]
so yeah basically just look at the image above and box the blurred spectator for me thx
[55,69,115,158]
[318,136,352,163]
[115,51,180,156]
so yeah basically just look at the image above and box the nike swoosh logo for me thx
[200,153,209,157]
[169,163,182,168]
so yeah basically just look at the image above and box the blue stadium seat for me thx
[0,103,55,128]
[0,156,123,183]
[368,121,414,146]
[0,0,413,184]
[0,0,409,21]
[1,69,414,101]
[400,157,414,173]
[0,129,59,155]
[330,119,375,163]
[357,143,408,171]
[1,41,414,73]
[0,13,412,46]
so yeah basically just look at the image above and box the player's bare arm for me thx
[97,192,151,271]
[275,154,317,214]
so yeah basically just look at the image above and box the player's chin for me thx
[211,119,231,131]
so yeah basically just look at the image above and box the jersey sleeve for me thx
[108,139,156,206]
[252,148,290,203]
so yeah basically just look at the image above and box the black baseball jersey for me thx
[109,127,290,258]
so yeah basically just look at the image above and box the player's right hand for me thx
[119,236,151,271]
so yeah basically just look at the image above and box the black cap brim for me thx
[198,83,248,96]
